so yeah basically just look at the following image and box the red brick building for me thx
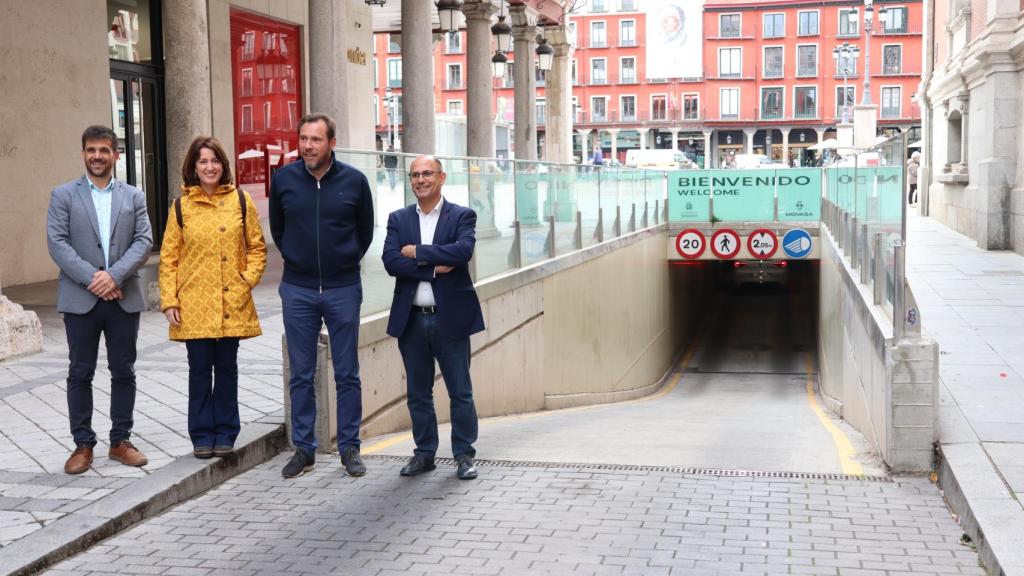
[373,0,922,167]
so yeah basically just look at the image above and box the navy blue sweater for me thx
[269,156,374,289]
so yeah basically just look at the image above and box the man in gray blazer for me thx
[46,125,153,474]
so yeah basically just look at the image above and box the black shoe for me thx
[399,455,436,477]
[282,449,315,478]
[193,446,214,459]
[340,446,366,477]
[456,455,477,480]
[213,445,234,457]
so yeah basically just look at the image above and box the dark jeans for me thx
[63,300,140,447]
[908,183,918,204]
[398,310,478,459]
[280,281,362,453]
[185,338,240,448]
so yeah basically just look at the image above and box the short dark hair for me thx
[298,113,336,141]
[181,136,233,187]
[81,125,117,149]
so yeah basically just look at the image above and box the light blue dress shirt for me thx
[89,178,115,268]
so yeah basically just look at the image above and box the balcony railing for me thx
[575,109,704,125]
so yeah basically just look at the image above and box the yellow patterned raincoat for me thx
[159,184,267,341]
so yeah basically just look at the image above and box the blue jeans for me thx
[280,281,362,453]
[63,300,140,447]
[398,310,478,459]
[184,338,240,448]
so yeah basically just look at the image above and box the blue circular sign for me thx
[782,229,813,259]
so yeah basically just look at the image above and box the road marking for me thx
[362,345,697,455]
[803,355,863,476]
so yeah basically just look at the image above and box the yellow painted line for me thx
[803,355,863,475]
[361,344,697,454]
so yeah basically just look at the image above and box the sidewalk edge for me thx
[0,421,287,576]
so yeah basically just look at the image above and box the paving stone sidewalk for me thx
[39,456,983,576]
[0,256,288,552]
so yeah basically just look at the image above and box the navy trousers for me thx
[184,338,240,449]
[63,300,140,447]
[398,310,478,459]
[280,281,363,453]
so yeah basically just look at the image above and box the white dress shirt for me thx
[412,197,443,306]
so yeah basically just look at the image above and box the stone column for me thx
[544,26,574,164]
[578,128,592,162]
[703,130,713,168]
[669,129,679,151]
[510,5,537,161]
[781,128,791,166]
[743,128,756,155]
[608,128,620,162]
[639,129,648,150]
[164,0,212,199]
[399,0,436,154]
[463,1,496,158]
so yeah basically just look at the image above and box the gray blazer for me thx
[46,176,153,314]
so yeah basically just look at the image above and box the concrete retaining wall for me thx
[286,226,707,449]
[818,231,939,471]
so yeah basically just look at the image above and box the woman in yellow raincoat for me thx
[159,136,266,459]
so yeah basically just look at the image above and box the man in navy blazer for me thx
[383,155,485,480]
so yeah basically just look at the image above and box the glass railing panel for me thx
[469,158,516,279]
[709,169,775,221]
[548,164,580,256]
[578,165,602,248]
[667,169,711,222]
[600,168,618,240]
[776,168,822,221]
[514,160,552,267]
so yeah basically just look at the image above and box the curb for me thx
[937,443,1024,576]
[0,419,287,576]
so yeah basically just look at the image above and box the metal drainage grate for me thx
[363,455,891,482]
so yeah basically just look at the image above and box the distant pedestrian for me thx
[591,145,603,166]
[907,151,920,205]
[159,136,267,459]
[382,155,485,481]
[270,113,374,479]
[46,125,153,474]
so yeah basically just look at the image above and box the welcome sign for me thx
[668,169,822,223]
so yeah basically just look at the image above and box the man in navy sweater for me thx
[269,113,374,479]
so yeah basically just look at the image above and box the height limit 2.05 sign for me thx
[675,229,706,259]
[747,229,778,259]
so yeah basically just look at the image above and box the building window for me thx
[591,96,608,121]
[263,101,272,131]
[446,63,462,89]
[620,57,636,83]
[798,11,819,36]
[571,59,578,84]
[881,87,901,118]
[387,59,402,87]
[535,62,547,86]
[836,86,855,121]
[763,14,784,38]
[372,58,377,89]
[719,48,741,78]
[761,87,783,119]
[591,58,607,84]
[445,31,461,53]
[651,95,667,120]
[388,33,401,53]
[288,101,297,129]
[620,20,636,46]
[536,98,546,125]
[721,88,739,119]
[591,0,607,11]
[620,0,637,10]
[504,62,514,88]
[107,0,157,64]
[835,53,857,76]
[241,104,253,133]
[241,68,253,96]
[763,47,783,79]
[241,31,255,60]
[591,21,606,47]
[795,87,817,118]
[882,7,908,33]
[883,45,902,74]
[796,45,817,77]
[838,9,859,36]
[621,95,636,121]
[720,14,741,38]
[683,94,700,119]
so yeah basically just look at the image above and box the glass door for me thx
[109,74,166,245]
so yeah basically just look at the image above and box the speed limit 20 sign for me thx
[675,229,706,259]
[747,229,779,259]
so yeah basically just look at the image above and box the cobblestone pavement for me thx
[39,456,982,576]
[0,255,288,549]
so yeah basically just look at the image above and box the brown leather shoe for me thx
[108,440,148,467]
[64,445,93,475]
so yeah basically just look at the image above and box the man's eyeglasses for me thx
[408,170,437,180]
